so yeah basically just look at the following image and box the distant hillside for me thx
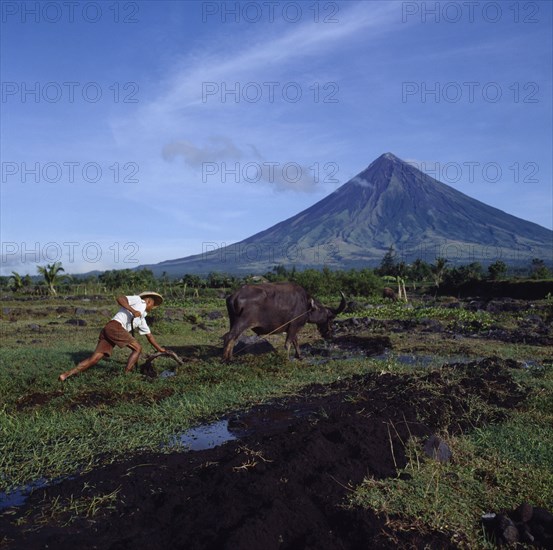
[141,153,553,275]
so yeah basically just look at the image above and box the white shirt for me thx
[112,295,151,335]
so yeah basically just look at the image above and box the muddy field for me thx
[1,296,552,549]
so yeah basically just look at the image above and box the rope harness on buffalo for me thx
[231,308,313,357]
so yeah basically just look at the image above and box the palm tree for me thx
[37,262,65,295]
[8,271,24,292]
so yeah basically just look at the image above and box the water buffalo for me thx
[382,287,398,301]
[222,282,346,361]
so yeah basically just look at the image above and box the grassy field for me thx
[351,369,553,546]
[1,291,552,547]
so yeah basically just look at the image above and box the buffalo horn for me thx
[331,291,347,315]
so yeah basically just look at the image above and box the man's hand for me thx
[146,333,165,353]
[130,309,141,318]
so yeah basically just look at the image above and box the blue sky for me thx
[1,0,552,275]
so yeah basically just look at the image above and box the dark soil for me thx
[14,388,175,412]
[0,358,530,550]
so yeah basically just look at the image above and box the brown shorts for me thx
[94,320,140,357]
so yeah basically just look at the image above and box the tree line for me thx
[2,248,551,297]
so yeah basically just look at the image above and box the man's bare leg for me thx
[124,343,142,373]
[59,352,104,381]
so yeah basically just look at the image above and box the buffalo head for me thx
[307,291,347,339]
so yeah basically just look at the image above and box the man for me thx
[59,292,166,381]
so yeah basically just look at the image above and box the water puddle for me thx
[0,486,32,510]
[521,360,542,368]
[372,352,544,370]
[167,419,237,451]
[307,350,473,367]
[166,405,316,453]
[371,350,476,366]
[0,477,63,512]
[309,348,543,370]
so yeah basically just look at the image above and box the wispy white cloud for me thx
[162,136,246,166]
[157,1,399,109]
[162,136,321,192]
[111,1,400,154]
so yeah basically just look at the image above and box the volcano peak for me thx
[380,152,402,161]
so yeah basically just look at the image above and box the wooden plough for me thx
[140,350,185,377]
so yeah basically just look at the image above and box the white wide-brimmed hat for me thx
[139,291,164,306]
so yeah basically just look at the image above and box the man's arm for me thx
[116,295,141,318]
[146,333,166,353]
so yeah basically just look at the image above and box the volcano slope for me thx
[143,152,553,275]
[0,358,531,550]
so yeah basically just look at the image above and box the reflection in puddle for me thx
[0,487,29,510]
[371,350,474,366]
[0,477,56,512]
[307,349,464,367]
[308,348,543,370]
[168,419,237,451]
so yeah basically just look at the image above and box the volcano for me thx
[145,153,552,275]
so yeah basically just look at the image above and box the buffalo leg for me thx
[285,331,302,360]
[284,339,292,360]
[292,337,302,359]
[222,320,251,361]
[293,339,302,359]
[222,332,236,362]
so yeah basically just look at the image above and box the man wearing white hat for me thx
[59,292,166,381]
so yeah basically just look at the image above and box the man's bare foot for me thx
[59,373,68,381]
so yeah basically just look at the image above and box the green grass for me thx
[342,301,498,327]
[352,432,553,548]
[350,363,553,549]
